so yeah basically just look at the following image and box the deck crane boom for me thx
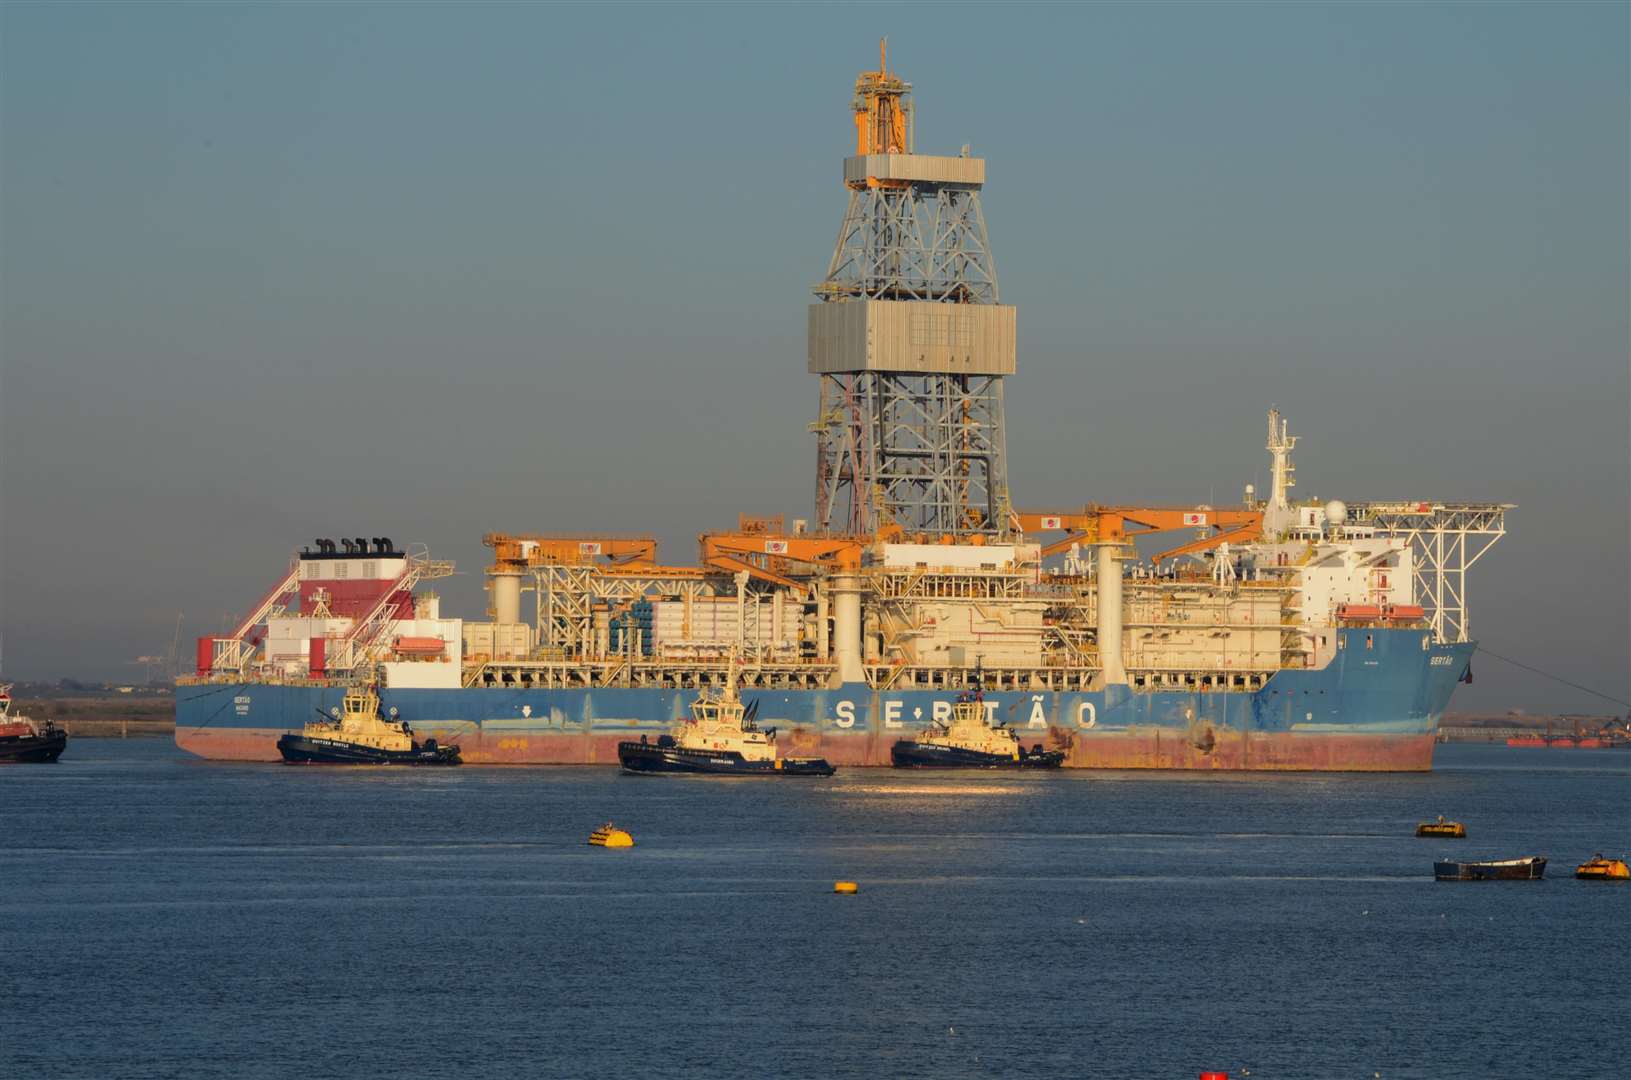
[1014,506,1265,563]
[699,530,869,591]
[483,533,659,569]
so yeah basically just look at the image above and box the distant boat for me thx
[1434,856,1546,881]
[1506,723,1630,749]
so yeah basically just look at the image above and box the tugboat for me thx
[617,659,835,776]
[277,684,460,765]
[891,663,1065,769]
[0,684,68,763]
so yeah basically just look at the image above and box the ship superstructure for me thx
[177,48,1511,770]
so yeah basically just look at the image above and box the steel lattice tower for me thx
[810,43,1015,537]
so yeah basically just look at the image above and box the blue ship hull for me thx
[176,629,1474,771]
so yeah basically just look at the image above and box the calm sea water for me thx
[1,741,1626,1080]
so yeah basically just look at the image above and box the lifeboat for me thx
[1335,603,1384,623]
[391,636,447,657]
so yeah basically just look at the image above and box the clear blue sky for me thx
[3,2,1626,713]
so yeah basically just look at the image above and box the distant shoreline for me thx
[11,694,176,739]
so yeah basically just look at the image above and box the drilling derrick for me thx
[810,42,1015,536]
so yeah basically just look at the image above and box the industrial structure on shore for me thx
[177,45,1511,770]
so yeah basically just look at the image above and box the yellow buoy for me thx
[1416,816,1466,838]
[833,880,859,894]
[588,823,634,848]
[1575,854,1630,880]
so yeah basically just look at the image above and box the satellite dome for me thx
[1324,499,1348,525]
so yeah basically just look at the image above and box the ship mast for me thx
[1263,408,1299,537]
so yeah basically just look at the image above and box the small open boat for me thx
[1416,816,1466,838]
[1434,856,1546,881]
[1574,854,1629,881]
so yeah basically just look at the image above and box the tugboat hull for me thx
[617,741,834,776]
[0,730,68,763]
[890,741,1065,769]
[276,734,461,765]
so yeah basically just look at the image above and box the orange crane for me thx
[1014,506,1264,563]
[483,533,659,570]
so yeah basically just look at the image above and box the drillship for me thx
[176,45,1511,771]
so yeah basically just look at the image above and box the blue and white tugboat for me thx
[277,684,460,765]
[891,665,1065,769]
[618,660,835,777]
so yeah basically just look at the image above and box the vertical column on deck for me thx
[1097,544,1127,685]
[831,573,866,684]
[491,571,523,625]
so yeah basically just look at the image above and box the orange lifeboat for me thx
[392,636,446,657]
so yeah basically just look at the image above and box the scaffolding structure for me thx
[814,373,1009,535]
[810,44,1014,537]
[1346,502,1512,643]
